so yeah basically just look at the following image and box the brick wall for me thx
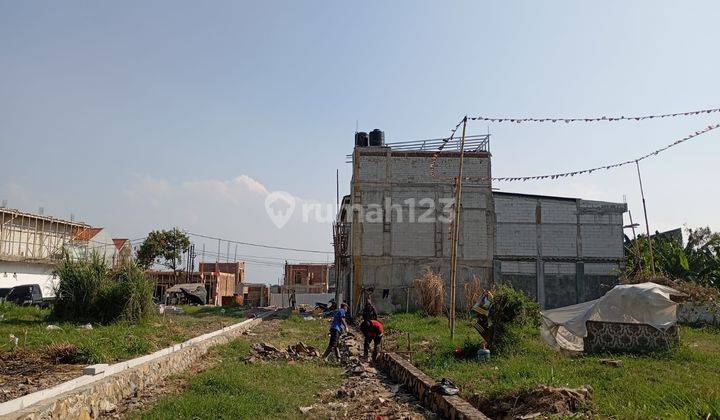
[494,193,626,309]
[350,149,495,313]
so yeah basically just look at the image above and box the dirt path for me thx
[108,317,435,419]
[306,332,435,420]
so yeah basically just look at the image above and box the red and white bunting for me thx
[470,108,720,124]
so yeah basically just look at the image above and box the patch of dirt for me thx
[470,385,594,419]
[0,349,84,403]
[303,332,435,420]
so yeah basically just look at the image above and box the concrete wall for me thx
[378,352,489,419]
[494,193,626,309]
[347,148,495,313]
[0,261,58,298]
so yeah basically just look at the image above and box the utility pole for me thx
[635,160,655,275]
[449,116,468,340]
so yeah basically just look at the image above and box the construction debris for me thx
[309,332,434,419]
[245,341,320,363]
[472,384,593,419]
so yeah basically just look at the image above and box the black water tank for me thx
[369,129,385,146]
[355,131,369,147]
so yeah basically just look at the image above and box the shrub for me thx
[478,284,540,354]
[412,267,445,316]
[53,253,109,322]
[52,254,154,324]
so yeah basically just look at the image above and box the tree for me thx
[625,226,720,288]
[136,228,190,274]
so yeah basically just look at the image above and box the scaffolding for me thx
[0,208,90,263]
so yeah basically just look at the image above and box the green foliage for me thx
[626,227,720,288]
[384,312,720,419]
[137,319,344,420]
[485,284,540,354]
[135,228,190,271]
[0,301,245,362]
[52,254,154,324]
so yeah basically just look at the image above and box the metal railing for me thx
[346,134,490,162]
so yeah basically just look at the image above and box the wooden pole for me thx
[449,116,468,340]
[635,160,655,275]
[628,208,643,272]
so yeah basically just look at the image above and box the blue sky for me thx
[2,1,719,282]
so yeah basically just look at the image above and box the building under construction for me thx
[0,207,130,298]
[334,130,627,313]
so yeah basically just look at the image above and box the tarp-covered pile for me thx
[540,282,685,351]
[166,283,207,305]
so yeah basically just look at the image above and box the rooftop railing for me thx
[346,134,490,162]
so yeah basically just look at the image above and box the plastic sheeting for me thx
[540,282,685,352]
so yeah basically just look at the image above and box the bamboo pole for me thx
[635,160,655,275]
[449,116,468,340]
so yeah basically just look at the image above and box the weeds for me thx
[463,276,485,311]
[52,253,154,324]
[411,267,445,316]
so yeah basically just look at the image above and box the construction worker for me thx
[360,318,384,361]
[322,302,348,360]
[362,299,378,322]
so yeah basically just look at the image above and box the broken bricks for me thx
[246,341,320,363]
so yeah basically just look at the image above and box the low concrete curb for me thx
[0,317,262,419]
[377,352,489,420]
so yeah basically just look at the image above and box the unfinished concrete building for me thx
[493,192,626,309]
[283,262,334,294]
[335,133,495,313]
[334,131,627,313]
[0,207,126,298]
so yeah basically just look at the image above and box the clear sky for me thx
[2,1,719,282]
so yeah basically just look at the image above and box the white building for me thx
[0,207,126,298]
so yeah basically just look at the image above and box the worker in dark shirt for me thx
[322,303,348,360]
[362,300,378,322]
[360,319,384,361]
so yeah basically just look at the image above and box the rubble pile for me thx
[472,384,593,419]
[305,332,434,419]
[245,341,320,363]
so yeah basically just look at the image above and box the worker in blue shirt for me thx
[322,302,348,360]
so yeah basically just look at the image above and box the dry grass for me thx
[620,272,720,303]
[42,343,79,364]
[411,267,445,316]
[462,276,486,311]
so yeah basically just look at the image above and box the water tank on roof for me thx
[369,129,385,146]
[355,131,369,147]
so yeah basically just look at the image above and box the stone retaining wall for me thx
[1,318,262,419]
[378,352,489,420]
[678,302,720,326]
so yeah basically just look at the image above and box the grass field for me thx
[384,312,720,418]
[138,316,343,419]
[0,301,246,363]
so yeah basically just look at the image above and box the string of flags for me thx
[469,107,720,124]
[429,117,466,178]
[473,123,720,182]
[430,108,720,182]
